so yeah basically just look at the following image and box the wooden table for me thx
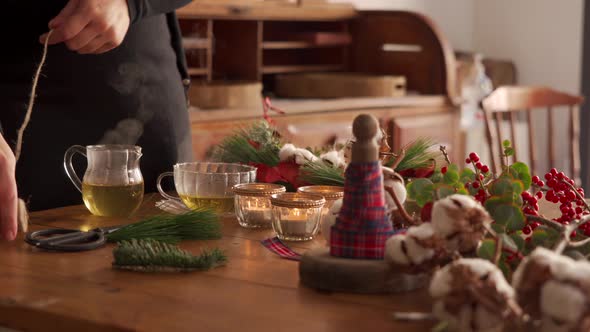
[0,194,433,332]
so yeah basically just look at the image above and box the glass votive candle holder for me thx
[233,183,286,229]
[270,193,325,241]
[297,185,344,220]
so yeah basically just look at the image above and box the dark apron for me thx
[1,7,193,211]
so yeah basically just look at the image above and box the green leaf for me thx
[531,227,561,249]
[491,223,507,233]
[477,239,496,261]
[503,140,511,148]
[504,147,515,157]
[443,164,460,184]
[500,233,518,251]
[511,180,525,195]
[456,187,469,195]
[459,168,475,183]
[498,255,512,279]
[491,203,525,231]
[489,177,515,197]
[430,169,443,183]
[406,178,434,207]
[435,184,456,199]
[484,195,513,213]
[510,233,526,251]
[509,162,532,190]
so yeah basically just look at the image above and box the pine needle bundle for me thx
[210,121,281,166]
[384,138,441,171]
[299,161,345,186]
[112,239,227,272]
[300,138,441,185]
[106,209,221,244]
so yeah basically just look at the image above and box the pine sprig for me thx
[211,121,281,166]
[112,239,227,272]
[387,138,440,171]
[299,161,345,186]
[106,209,221,244]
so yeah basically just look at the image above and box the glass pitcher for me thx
[64,145,144,217]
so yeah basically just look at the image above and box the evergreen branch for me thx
[385,138,440,171]
[299,161,345,186]
[211,121,281,166]
[106,209,222,244]
[112,239,227,272]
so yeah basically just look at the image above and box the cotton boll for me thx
[279,144,297,161]
[540,281,586,324]
[293,148,318,165]
[430,194,492,254]
[383,179,407,206]
[404,236,435,264]
[320,150,346,168]
[321,198,342,245]
[384,235,411,265]
[382,166,406,210]
[429,259,514,332]
[385,223,437,266]
[431,194,481,236]
[539,316,571,332]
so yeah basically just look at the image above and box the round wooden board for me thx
[299,247,429,294]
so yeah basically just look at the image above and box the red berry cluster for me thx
[539,168,589,236]
[521,190,541,235]
[464,152,490,204]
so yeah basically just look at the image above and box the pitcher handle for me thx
[157,172,181,201]
[63,145,86,193]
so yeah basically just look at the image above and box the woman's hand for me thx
[39,0,130,54]
[0,135,17,240]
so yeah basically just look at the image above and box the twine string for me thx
[15,30,52,162]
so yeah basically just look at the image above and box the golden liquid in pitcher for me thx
[82,182,144,217]
[179,194,234,213]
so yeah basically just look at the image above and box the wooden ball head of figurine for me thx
[351,114,379,163]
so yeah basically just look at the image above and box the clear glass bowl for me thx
[233,183,286,228]
[297,185,344,220]
[270,192,325,241]
[157,162,257,214]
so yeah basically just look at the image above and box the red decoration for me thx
[249,160,306,190]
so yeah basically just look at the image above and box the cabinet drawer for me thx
[390,112,459,162]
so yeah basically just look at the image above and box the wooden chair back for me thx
[481,86,584,183]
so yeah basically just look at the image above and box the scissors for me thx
[25,226,121,252]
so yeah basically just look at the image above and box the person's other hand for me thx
[0,135,17,241]
[39,0,130,54]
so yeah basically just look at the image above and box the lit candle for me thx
[270,192,325,241]
[282,209,308,235]
[247,208,272,224]
[232,183,286,229]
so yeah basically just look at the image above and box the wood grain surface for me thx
[0,194,433,332]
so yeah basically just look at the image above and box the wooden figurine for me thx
[299,114,427,293]
[329,114,393,259]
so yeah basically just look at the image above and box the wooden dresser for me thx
[177,1,460,161]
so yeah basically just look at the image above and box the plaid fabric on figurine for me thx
[330,161,394,259]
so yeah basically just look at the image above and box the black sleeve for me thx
[127,0,191,24]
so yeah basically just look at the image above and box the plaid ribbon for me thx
[261,237,301,261]
[330,161,394,259]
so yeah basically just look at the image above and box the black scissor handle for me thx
[25,229,107,252]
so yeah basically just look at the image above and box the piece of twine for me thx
[15,30,52,162]
[14,30,52,233]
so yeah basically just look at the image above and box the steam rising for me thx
[100,63,148,145]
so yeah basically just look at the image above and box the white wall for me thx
[328,0,475,51]
[474,0,584,94]
[474,0,584,173]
